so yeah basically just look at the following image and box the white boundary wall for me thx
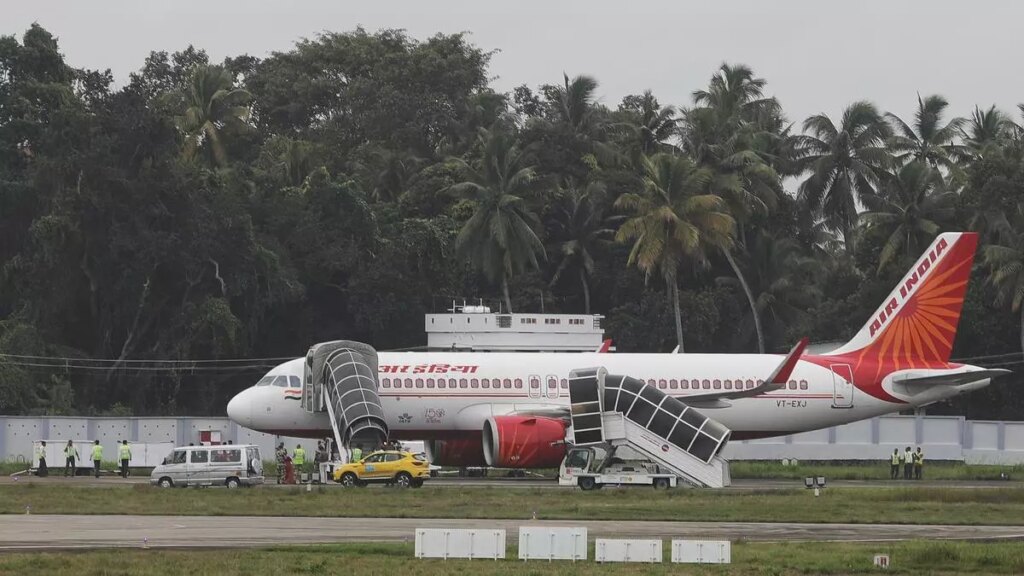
[2,414,1023,465]
[722,415,1024,465]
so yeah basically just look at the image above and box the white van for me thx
[150,444,264,488]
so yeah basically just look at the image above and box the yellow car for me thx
[333,450,430,488]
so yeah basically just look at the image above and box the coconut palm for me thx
[985,220,1024,355]
[452,129,546,313]
[795,101,892,250]
[886,94,966,171]
[617,91,678,166]
[860,161,957,272]
[177,64,251,168]
[962,105,1012,156]
[615,153,735,351]
[548,181,617,314]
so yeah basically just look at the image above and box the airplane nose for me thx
[227,389,253,427]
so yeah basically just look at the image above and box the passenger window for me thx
[670,379,678,389]
[724,380,733,390]
[481,378,490,389]
[459,379,468,389]
[191,450,208,464]
[702,379,711,389]
[437,379,446,389]
[426,378,435,389]
[385,453,402,462]
[471,379,479,388]
[514,378,523,389]
[788,380,797,390]
[713,379,721,390]
[747,379,755,389]
[547,377,557,389]
[415,378,424,389]
[561,378,568,389]
[680,379,689,389]
[503,378,512,389]
[659,379,667,389]
[799,380,808,390]
[404,378,413,388]
[172,450,187,464]
[647,379,656,386]
[530,377,539,389]
[382,378,391,388]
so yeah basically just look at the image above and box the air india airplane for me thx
[227,232,1009,469]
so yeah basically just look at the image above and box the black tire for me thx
[411,479,424,488]
[579,476,597,491]
[653,477,670,490]
[340,472,358,488]
[395,472,412,488]
[158,477,173,489]
[226,477,240,489]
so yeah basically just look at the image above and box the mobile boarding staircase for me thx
[568,367,731,488]
[301,341,389,460]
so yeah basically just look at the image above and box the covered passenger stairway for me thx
[568,367,731,488]
[302,341,389,455]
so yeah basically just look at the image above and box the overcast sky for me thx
[7,0,1023,126]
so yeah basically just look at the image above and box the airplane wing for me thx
[893,369,1012,387]
[682,338,809,408]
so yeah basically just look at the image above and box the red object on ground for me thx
[283,457,296,484]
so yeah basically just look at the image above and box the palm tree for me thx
[548,181,617,314]
[886,94,966,171]
[370,148,424,203]
[682,64,787,352]
[615,153,735,351]
[860,161,957,272]
[452,129,546,313]
[721,232,819,351]
[617,91,678,167]
[962,105,1012,156]
[795,101,892,250]
[552,73,602,137]
[177,64,251,168]
[985,221,1024,355]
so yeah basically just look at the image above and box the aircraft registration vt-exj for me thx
[228,232,1009,469]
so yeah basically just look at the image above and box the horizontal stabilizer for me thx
[893,369,1012,387]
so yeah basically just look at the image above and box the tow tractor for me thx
[559,443,679,490]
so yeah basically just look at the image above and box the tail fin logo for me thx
[868,236,949,338]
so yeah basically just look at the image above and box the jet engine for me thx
[424,438,488,467]
[482,415,568,468]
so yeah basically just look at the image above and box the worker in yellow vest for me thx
[118,441,132,478]
[64,440,79,477]
[914,447,924,480]
[351,446,362,463]
[903,446,913,480]
[293,444,306,478]
[90,441,103,478]
[36,441,49,477]
[889,449,900,480]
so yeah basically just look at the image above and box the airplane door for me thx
[830,364,855,408]
[528,375,542,399]
[544,375,560,399]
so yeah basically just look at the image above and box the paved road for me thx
[2,515,1023,550]
[1,474,1021,490]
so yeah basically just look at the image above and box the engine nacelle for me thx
[482,415,567,468]
[424,438,487,467]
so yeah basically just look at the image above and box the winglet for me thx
[767,337,809,385]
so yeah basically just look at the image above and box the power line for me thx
[0,352,297,364]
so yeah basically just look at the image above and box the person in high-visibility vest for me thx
[36,441,49,477]
[903,446,913,480]
[118,440,132,478]
[293,444,306,477]
[914,447,924,480]
[890,449,900,480]
[350,446,362,463]
[91,440,103,478]
[64,440,79,477]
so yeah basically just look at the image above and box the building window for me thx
[497,315,511,328]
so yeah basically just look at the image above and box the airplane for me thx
[227,231,1010,469]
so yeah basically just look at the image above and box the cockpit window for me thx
[289,376,301,389]
[255,376,274,387]
[271,376,288,387]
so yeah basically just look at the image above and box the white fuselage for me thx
[227,351,986,441]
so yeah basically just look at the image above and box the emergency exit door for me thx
[830,364,854,408]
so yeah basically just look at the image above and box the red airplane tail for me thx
[827,232,978,368]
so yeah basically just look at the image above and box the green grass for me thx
[730,461,1024,481]
[1,541,1022,575]
[3,484,1024,525]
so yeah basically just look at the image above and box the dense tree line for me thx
[1,25,1021,418]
